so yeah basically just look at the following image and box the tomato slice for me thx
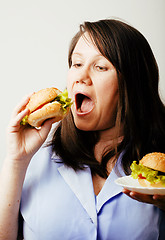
[138,174,146,179]
[35,104,45,111]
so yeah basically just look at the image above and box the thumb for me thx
[38,118,55,143]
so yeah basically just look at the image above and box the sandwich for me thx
[130,152,165,187]
[21,87,72,127]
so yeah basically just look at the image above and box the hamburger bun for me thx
[138,178,164,188]
[22,87,71,128]
[138,152,165,188]
[26,87,61,113]
[140,152,165,173]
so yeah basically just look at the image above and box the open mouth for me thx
[75,93,94,114]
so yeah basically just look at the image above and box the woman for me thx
[0,19,165,239]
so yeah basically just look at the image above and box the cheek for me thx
[97,80,119,121]
[97,79,118,106]
[105,87,119,113]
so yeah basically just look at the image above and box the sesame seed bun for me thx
[140,152,165,173]
[24,87,69,127]
[26,87,61,112]
[138,152,165,188]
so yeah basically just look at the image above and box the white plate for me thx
[115,175,165,195]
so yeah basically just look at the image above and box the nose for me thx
[76,78,92,85]
[76,67,92,86]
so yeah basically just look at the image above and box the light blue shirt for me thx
[21,146,165,239]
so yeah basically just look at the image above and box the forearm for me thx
[0,92,54,239]
[0,159,28,240]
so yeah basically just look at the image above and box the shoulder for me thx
[21,145,63,214]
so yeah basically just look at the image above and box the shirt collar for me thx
[52,150,126,224]
[96,151,125,212]
[57,164,97,227]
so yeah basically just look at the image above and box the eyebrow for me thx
[71,52,115,69]
[72,52,104,58]
[72,52,82,56]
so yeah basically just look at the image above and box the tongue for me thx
[80,97,94,113]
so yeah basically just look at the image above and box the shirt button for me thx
[90,218,94,223]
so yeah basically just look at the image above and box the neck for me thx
[94,125,124,164]
[99,125,123,142]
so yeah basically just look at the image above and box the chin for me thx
[73,119,111,132]
[72,109,115,132]
[74,120,94,131]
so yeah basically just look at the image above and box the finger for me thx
[8,108,30,133]
[153,195,165,210]
[11,93,33,117]
[123,189,154,204]
[123,190,165,210]
[122,189,138,200]
[130,191,154,203]
[12,108,30,127]
[122,188,130,195]
[37,118,54,142]
[153,194,165,200]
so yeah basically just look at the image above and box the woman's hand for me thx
[6,94,54,166]
[123,189,165,211]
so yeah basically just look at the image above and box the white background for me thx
[0,0,165,169]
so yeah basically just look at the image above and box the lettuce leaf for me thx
[20,115,28,125]
[54,89,72,114]
[130,161,165,186]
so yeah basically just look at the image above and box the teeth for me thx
[78,108,81,112]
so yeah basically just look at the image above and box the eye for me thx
[72,63,82,68]
[95,65,108,71]
[71,60,83,68]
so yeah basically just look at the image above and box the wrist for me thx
[3,155,31,175]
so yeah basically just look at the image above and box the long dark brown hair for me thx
[49,19,165,178]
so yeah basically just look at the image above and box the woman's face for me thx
[67,33,119,132]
